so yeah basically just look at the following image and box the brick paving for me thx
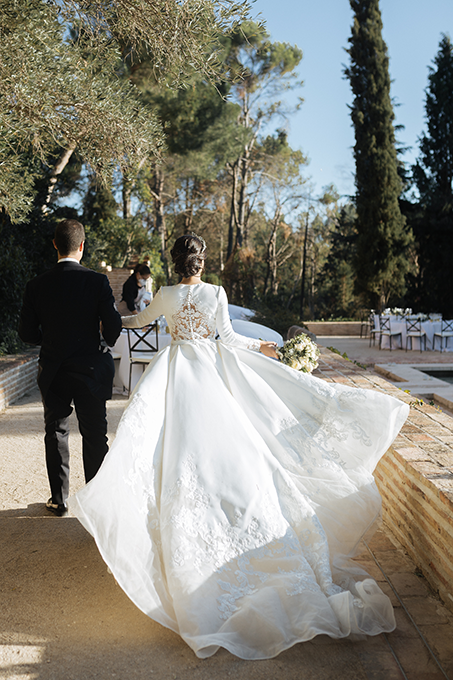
[313,349,453,678]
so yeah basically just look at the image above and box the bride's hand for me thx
[260,341,278,359]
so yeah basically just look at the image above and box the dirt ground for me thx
[1,388,452,680]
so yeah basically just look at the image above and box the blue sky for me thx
[252,0,453,199]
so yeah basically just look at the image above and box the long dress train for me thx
[69,282,409,660]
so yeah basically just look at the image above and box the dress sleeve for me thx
[216,287,261,351]
[122,288,165,328]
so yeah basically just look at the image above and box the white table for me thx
[375,316,452,351]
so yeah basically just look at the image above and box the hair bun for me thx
[170,233,206,278]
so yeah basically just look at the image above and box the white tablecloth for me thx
[375,316,453,351]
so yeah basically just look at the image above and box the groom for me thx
[19,219,122,516]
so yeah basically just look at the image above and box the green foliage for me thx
[221,21,304,259]
[316,204,364,318]
[203,272,222,286]
[0,137,37,223]
[0,210,42,354]
[409,35,453,317]
[81,181,164,281]
[0,0,253,353]
[415,35,453,201]
[251,297,305,339]
[59,0,252,86]
[0,0,252,222]
[345,0,413,309]
[0,0,165,220]
[222,20,302,92]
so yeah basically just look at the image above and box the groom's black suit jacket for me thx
[19,261,122,400]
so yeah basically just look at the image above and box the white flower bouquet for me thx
[277,334,320,373]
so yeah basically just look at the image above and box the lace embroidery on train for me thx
[161,456,348,621]
[171,288,216,341]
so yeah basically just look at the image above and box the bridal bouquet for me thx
[277,334,320,373]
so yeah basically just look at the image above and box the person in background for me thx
[116,264,151,316]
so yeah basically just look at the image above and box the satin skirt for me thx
[69,340,409,659]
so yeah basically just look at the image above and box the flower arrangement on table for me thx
[382,307,413,317]
[277,334,320,373]
[382,308,441,322]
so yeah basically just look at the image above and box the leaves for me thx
[345,0,413,308]
[0,0,252,220]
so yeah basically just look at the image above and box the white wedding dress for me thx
[69,282,409,660]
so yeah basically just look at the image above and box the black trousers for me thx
[42,368,109,505]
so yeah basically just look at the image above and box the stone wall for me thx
[0,350,39,411]
[316,348,453,613]
[375,419,453,614]
[305,321,363,336]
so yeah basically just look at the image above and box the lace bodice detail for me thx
[172,288,217,341]
[122,283,261,351]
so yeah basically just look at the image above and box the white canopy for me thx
[232,319,284,347]
[228,304,255,321]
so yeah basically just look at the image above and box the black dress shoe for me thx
[45,498,68,517]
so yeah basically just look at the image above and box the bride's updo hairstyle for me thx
[171,233,206,278]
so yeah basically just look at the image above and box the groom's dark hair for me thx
[54,219,85,256]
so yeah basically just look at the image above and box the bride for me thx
[69,233,409,660]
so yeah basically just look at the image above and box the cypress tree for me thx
[412,35,453,316]
[345,0,412,310]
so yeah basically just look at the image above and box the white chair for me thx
[360,310,371,338]
[405,318,427,352]
[379,316,402,350]
[369,315,380,346]
[433,319,453,352]
[126,325,159,393]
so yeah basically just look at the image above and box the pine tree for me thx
[411,35,453,316]
[345,0,412,310]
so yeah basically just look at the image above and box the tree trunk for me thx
[184,179,194,230]
[309,249,315,317]
[152,165,171,284]
[122,173,132,220]
[227,163,238,260]
[219,221,224,272]
[299,216,309,319]
[263,210,280,297]
[236,151,250,248]
[42,141,77,212]
[119,232,133,268]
